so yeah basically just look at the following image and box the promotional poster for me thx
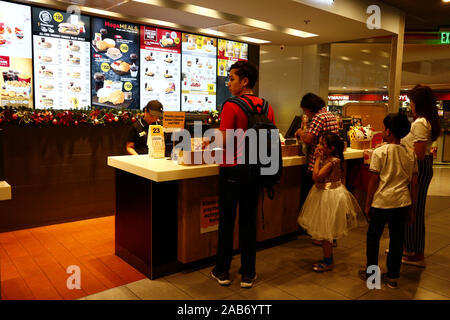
[0,1,33,108]
[32,7,91,109]
[217,39,248,109]
[181,33,216,112]
[140,26,181,111]
[91,18,139,110]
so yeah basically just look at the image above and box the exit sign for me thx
[441,32,450,44]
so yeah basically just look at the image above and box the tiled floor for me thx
[0,217,146,300]
[2,167,450,300]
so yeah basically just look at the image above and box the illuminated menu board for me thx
[181,33,216,112]
[0,1,33,108]
[32,7,91,109]
[140,26,181,111]
[91,18,139,109]
[217,39,248,108]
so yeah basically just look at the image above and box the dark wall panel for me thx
[0,124,130,232]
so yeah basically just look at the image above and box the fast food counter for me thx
[108,149,364,279]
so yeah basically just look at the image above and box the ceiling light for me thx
[383,86,387,88]
[237,36,271,44]
[380,51,390,58]
[443,0,450,3]
[261,59,274,64]
[381,64,389,69]
[133,0,317,38]
[343,86,347,89]
[362,61,372,65]
[340,56,351,61]
[260,50,269,54]
[364,89,368,91]
[287,56,300,61]
[361,49,371,54]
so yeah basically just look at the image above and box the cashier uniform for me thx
[126,118,157,155]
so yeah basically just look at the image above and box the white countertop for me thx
[108,148,364,182]
[0,181,11,201]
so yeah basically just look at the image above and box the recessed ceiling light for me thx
[133,0,317,38]
[380,51,390,58]
[364,89,368,91]
[362,61,372,65]
[361,49,371,54]
[343,86,347,89]
[381,64,389,69]
[340,56,351,61]
[443,0,450,3]
[287,56,300,60]
[383,86,387,88]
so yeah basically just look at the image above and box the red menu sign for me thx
[140,26,181,111]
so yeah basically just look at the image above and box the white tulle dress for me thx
[298,157,361,242]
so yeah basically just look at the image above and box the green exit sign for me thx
[441,32,450,44]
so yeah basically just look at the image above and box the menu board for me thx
[91,18,139,109]
[32,7,91,109]
[181,33,216,112]
[0,1,33,108]
[217,39,248,109]
[140,26,181,111]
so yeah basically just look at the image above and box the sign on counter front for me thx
[200,196,219,234]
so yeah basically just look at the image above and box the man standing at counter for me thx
[211,61,276,289]
[295,93,339,200]
[126,100,164,155]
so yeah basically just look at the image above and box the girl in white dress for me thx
[298,133,361,272]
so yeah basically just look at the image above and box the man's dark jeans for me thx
[215,165,259,278]
[366,206,409,279]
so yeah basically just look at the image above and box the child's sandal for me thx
[313,262,333,272]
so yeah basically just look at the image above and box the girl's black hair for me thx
[322,133,345,170]
[409,84,441,141]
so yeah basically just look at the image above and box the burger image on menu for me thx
[39,38,52,48]
[69,55,80,65]
[58,23,80,36]
[106,47,122,60]
[41,56,52,63]
[68,41,80,52]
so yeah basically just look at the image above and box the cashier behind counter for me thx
[126,100,164,155]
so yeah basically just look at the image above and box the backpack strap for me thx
[228,97,254,117]
[240,95,269,116]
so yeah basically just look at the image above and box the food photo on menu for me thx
[217,39,249,108]
[32,7,91,109]
[181,33,217,112]
[140,26,181,111]
[91,18,140,110]
[0,0,33,108]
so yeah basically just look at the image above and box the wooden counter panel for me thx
[177,176,239,264]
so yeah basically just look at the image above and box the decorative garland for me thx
[0,107,220,127]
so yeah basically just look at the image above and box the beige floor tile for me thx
[426,245,450,266]
[84,286,140,300]
[299,270,370,299]
[221,293,249,300]
[400,272,450,298]
[238,283,298,300]
[165,270,235,300]
[266,272,349,300]
[125,278,193,300]
[422,261,450,282]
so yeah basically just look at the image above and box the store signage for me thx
[441,32,450,44]
[382,95,408,101]
[328,95,349,101]
[163,111,185,129]
[200,196,219,234]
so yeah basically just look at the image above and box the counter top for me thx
[108,148,364,182]
[0,181,11,201]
